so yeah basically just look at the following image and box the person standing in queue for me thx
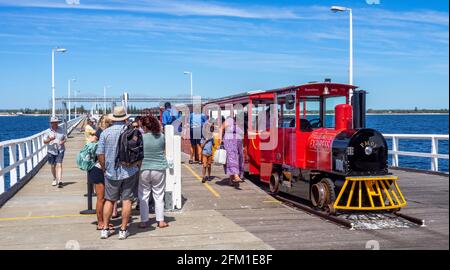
[200,124,215,183]
[96,106,140,240]
[88,115,113,230]
[189,110,207,164]
[138,115,169,229]
[162,102,176,128]
[84,118,97,143]
[43,117,66,188]
[219,115,245,188]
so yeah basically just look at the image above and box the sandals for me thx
[139,222,169,229]
[189,160,194,164]
[158,222,169,228]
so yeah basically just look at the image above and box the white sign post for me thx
[164,125,182,210]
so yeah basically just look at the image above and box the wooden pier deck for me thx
[0,126,448,250]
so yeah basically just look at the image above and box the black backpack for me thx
[115,124,144,168]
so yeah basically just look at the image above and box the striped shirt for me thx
[96,122,138,181]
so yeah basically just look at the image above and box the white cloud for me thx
[0,0,305,19]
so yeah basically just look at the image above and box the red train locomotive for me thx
[202,79,407,214]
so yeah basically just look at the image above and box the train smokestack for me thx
[351,90,367,129]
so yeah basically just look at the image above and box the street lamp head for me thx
[331,6,348,12]
[55,47,67,53]
[183,71,191,75]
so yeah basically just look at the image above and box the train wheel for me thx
[311,178,336,210]
[326,203,336,216]
[322,178,336,206]
[269,173,280,194]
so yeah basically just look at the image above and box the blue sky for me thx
[0,0,448,110]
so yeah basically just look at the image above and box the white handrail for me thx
[0,117,84,195]
[383,134,449,172]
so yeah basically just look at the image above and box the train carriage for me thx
[203,79,407,214]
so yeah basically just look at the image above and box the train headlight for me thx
[365,146,373,155]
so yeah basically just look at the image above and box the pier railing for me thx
[383,134,449,172]
[0,117,84,199]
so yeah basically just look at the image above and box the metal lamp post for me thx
[104,85,111,114]
[331,6,353,100]
[74,89,80,118]
[51,47,67,117]
[67,78,76,121]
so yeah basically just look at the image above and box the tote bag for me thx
[214,147,227,165]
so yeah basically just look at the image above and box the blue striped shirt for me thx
[96,122,138,180]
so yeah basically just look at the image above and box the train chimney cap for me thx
[324,78,332,83]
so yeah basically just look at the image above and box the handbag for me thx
[214,146,227,165]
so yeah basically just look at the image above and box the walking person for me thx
[138,115,169,229]
[96,106,140,240]
[43,117,66,188]
[219,116,245,188]
[88,115,112,230]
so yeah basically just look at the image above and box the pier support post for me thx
[431,137,439,172]
[0,147,4,194]
[80,180,96,215]
[392,137,399,167]
[8,145,17,186]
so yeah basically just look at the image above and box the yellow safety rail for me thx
[333,175,407,211]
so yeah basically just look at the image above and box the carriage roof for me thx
[205,82,357,105]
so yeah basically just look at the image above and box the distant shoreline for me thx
[366,113,449,115]
[0,113,448,117]
[0,114,51,117]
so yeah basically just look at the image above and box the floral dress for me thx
[223,118,244,178]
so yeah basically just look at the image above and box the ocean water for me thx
[0,115,448,190]
[365,114,448,173]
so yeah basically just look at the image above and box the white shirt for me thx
[44,126,66,155]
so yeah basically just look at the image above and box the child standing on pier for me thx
[201,124,215,183]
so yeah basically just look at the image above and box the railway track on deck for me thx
[245,175,425,230]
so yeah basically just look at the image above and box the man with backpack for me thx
[96,106,143,240]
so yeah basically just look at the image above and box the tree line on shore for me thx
[0,105,145,115]
[0,106,448,115]
[366,108,449,114]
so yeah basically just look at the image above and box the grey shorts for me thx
[105,174,138,202]
[48,152,64,165]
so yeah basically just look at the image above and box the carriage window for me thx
[277,94,296,128]
[325,96,346,127]
[299,98,321,131]
[251,100,275,132]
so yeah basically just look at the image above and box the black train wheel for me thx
[269,173,280,194]
[311,177,336,210]
[322,178,337,214]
